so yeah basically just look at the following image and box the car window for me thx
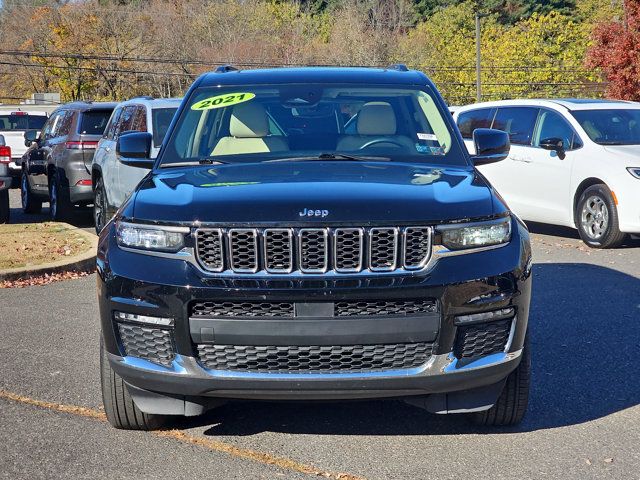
[571,109,640,145]
[55,110,74,137]
[104,107,123,140]
[131,106,148,133]
[164,84,461,165]
[456,108,496,139]
[0,113,48,131]
[42,112,63,140]
[116,106,137,136]
[492,107,539,145]
[151,107,177,147]
[534,110,579,151]
[79,109,113,135]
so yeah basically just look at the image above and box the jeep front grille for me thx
[189,299,438,318]
[196,342,433,373]
[195,226,432,274]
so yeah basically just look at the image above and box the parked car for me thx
[20,101,116,220]
[0,134,10,223]
[97,65,532,431]
[0,105,56,187]
[454,99,640,248]
[92,97,181,233]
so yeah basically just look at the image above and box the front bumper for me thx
[98,217,532,409]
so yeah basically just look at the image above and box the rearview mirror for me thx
[117,132,154,169]
[471,128,510,166]
[24,129,39,147]
[539,137,566,159]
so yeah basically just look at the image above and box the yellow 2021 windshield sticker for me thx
[191,92,256,111]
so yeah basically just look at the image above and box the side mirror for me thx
[471,128,510,166]
[116,131,154,169]
[24,129,39,147]
[539,137,566,159]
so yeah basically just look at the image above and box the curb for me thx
[0,224,97,281]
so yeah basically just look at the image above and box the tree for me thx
[586,0,640,100]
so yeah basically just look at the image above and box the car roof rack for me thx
[215,64,238,73]
[388,64,409,72]
[129,95,154,101]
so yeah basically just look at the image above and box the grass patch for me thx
[0,223,91,270]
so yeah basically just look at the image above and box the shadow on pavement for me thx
[527,221,640,248]
[8,188,94,230]
[175,262,640,436]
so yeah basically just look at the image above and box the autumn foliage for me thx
[587,0,640,101]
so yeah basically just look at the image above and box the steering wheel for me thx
[359,138,406,150]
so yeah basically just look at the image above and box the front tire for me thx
[100,339,168,431]
[576,184,626,249]
[469,335,531,426]
[21,170,43,214]
[0,189,9,223]
[49,169,72,221]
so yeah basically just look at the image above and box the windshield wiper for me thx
[160,158,229,168]
[265,153,390,163]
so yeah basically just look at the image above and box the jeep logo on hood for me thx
[299,208,329,218]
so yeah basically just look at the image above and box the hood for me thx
[130,161,495,224]
[603,145,640,162]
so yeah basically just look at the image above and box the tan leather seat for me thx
[212,102,288,156]
[336,102,414,151]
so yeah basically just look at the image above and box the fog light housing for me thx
[114,311,174,327]
[454,307,515,326]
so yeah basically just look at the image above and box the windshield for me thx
[160,84,463,166]
[571,109,640,145]
[0,114,47,131]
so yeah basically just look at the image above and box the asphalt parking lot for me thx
[1,190,639,479]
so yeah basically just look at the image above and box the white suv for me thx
[91,97,180,233]
[454,99,640,248]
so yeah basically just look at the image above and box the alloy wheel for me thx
[580,195,609,240]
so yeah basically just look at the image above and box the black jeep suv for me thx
[97,66,532,430]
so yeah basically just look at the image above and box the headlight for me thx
[627,167,640,179]
[116,221,187,252]
[438,216,511,250]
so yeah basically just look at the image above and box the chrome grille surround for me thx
[403,227,433,270]
[333,228,364,273]
[194,226,433,275]
[298,228,329,273]
[369,227,399,271]
[195,228,224,272]
[263,228,293,273]
[228,228,259,273]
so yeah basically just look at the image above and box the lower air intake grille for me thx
[334,300,438,317]
[117,323,175,367]
[197,343,433,373]
[190,301,294,318]
[454,319,512,359]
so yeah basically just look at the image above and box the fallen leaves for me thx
[0,270,93,289]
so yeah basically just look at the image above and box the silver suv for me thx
[20,102,116,220]
[91,97,180,233]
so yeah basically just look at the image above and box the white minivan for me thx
[454,99,640,248]
[91,97,180,233]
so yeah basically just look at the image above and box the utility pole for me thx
[475,12,482,103]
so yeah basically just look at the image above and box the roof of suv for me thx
[197,66,432,88]
[456,98,640,113]
[118,97,182,109]
[58,101,118,112]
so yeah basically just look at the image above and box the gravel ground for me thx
[1,190,639,479]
